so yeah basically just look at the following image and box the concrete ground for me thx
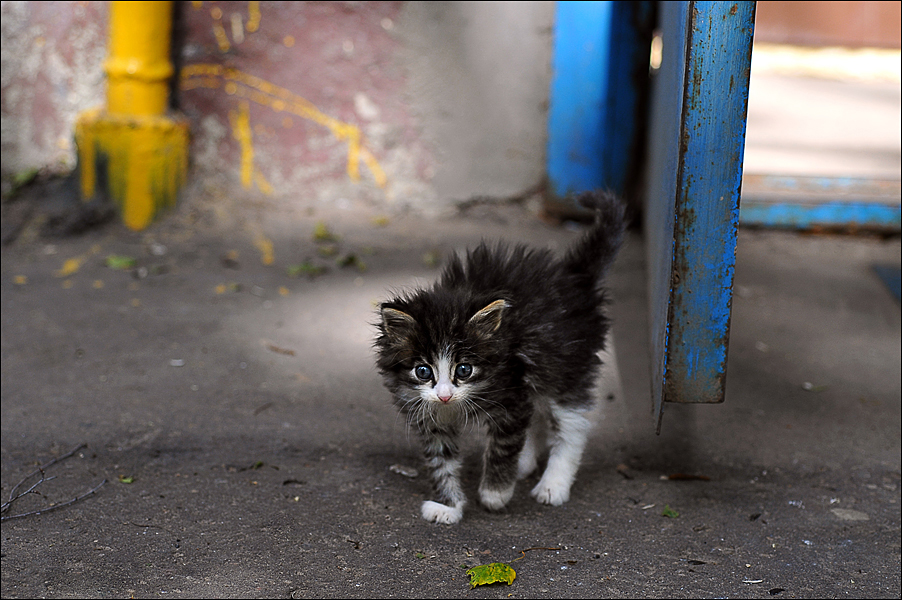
[2,194,899,599]
[2,50,901,600]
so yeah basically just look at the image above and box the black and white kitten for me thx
[374,191,626,524]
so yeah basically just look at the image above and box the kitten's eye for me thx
[414,365,433,381]
[455,363,473,380]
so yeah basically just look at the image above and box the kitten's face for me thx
[376,298,509,415]
[406,353,482,407]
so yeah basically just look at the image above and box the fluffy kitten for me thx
[374,191,626,524]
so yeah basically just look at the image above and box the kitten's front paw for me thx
[421,500,463,525]
[479,483,515,511]
[530,479,571,506]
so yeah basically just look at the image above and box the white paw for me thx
[530,478,571,506]
[479,484,515,511]
[421,500,463,524]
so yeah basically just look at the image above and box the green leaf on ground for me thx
[336,253,366,272]
[662,504,680,518]
[466,562,516,588]
[105,254,137,270]
[14,168,40,188]
[287,262,327,278]
[312,221,339,243]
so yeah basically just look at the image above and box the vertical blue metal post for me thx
[547,1,613,199]
[646,1,756,432]
[546,1,652,205]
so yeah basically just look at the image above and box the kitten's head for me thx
[375,293,510,415]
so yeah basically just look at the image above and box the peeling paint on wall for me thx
[1,1,108,178]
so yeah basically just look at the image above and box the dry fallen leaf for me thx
[264,342,296,356]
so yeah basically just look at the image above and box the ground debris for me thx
[264,341,297,356]
[667,473,711,481]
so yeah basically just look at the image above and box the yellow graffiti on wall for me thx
[193,1,260,46]
[182,64,387,190]
[228,100,274,195]
[185,2,386,190]
[246,1,261,33]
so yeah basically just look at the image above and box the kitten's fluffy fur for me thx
[375,191,626,524]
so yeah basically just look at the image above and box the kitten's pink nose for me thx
[438,393,453,403]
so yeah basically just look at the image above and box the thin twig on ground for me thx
[1,443,106,521]
[511,546,562,562]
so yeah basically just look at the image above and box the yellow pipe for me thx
[75,0,189,231]
[105,1,174,116]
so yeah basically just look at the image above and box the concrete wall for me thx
[397,2,554,206]
[0,1,108,180]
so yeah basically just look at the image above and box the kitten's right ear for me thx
[467,299,509,338]
[381,306,416,341]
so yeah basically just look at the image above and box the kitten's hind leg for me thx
[531,404,592,506]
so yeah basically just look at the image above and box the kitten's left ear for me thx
[467,299,509,337]
[381,306,416,341]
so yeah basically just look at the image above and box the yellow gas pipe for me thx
[75,1,189,230]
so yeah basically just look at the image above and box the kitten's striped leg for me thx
[479,421,528,511]
[531,405,592,506]
[420,427,467,524]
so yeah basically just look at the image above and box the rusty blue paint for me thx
[646,1,756,431]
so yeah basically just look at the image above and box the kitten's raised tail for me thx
[563,190,627,281]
